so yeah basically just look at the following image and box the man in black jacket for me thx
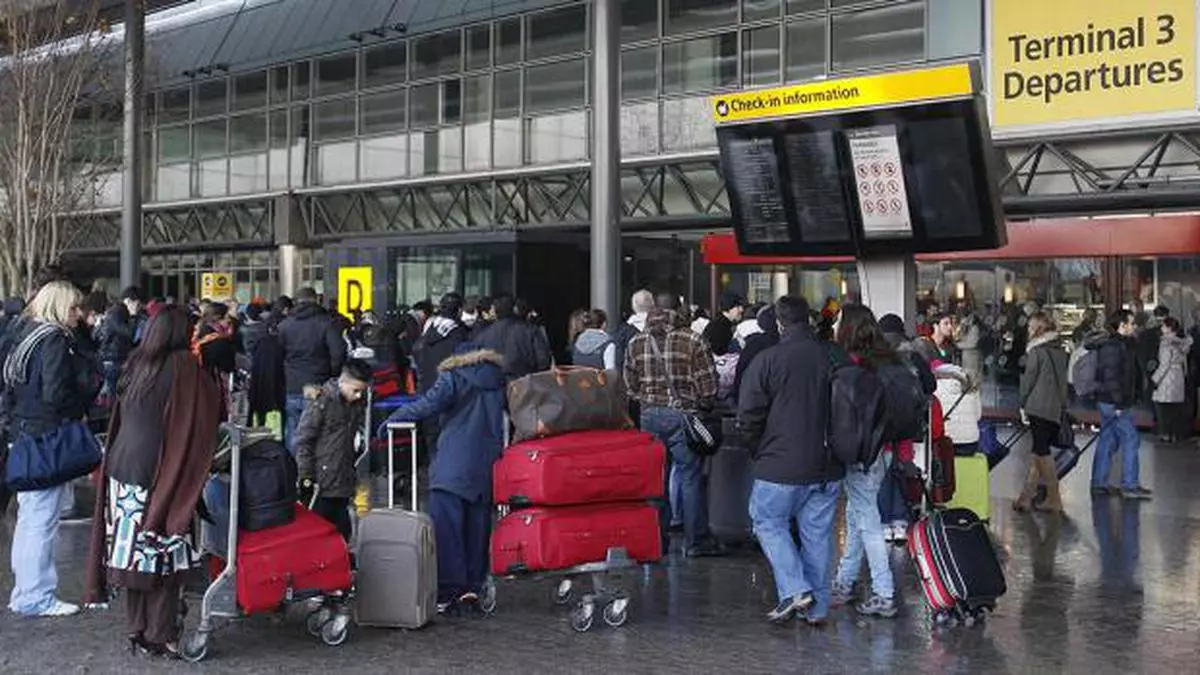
[1087,309,1150,500]
[473,293,551,381]
[738,295,845,626]
[702,292,745,357]
[278,287,348,454]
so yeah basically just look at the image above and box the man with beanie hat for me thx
[703,293,746,356]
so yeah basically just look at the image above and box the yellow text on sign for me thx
[201,272,233,300]
[991,0,1195,128]
[337,267,373,319]
[712,63,975,124]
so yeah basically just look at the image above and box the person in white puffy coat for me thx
[932,360,982,451]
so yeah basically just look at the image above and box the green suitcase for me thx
[946,454,990,521]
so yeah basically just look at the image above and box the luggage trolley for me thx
[181,424,353,663]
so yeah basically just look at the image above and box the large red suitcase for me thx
[214,505,353,615]
[493,430,666,507]
[490,503,662,575]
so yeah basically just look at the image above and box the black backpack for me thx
[828,362,887,469]
[238,438,298,531]
[875,360,928,442]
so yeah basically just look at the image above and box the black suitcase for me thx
[926,507,1006,619]
[1033,430,1098,506]
[707,417,754,543]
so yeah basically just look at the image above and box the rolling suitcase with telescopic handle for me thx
[354,422,437,629]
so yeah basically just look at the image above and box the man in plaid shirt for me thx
[624,308,724,558]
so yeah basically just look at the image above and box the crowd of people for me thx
[0,265,1179,655]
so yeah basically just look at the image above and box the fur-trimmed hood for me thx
[438,348,504,372]
[1025,331,1061,354]
[437,348,507,392]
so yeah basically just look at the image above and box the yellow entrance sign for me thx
[712,63,976,124]
[201,272,233,300]
[337,266,373,319]
[991,0,1196,128]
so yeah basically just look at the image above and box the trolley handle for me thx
[386,422,420,511]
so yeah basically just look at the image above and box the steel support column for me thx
[119,0,145,290]
[590,0,621,322]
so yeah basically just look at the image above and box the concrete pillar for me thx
[119,0,144,291]
[278,244,299,299]
[856,255,918,331]
[590,0,621,321]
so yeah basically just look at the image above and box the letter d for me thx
[1004,72,1025,99]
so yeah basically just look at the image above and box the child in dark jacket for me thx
[294,359,372,542]
[383,342,506,613]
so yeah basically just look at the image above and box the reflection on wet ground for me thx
[1,433,1199,673]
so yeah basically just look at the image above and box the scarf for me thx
[3,322,63,387]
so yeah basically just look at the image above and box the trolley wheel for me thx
[320,615,350,647]
[306,607,333,638]
[602,599,629,628]
[480,580,497,615]
[180,632,209,663]
[553,579,574,606]
[570,602,595,633]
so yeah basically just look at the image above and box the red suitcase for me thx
[493,430,666,507]
[491,503,662,575]
[212,505,353,615]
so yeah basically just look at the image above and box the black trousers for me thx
[312,497,353,543]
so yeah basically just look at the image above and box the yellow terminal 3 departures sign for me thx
[990,0,1196,129]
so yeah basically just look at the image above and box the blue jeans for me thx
[749,479,841,620]
[669,464,683,527]
[428,489,492,604]
[641,407,709,552]
[283,394,308,456]
[9,484,68,615]
[837,458,894,599]
[1092,402,1142,490]
[877,453,908,525]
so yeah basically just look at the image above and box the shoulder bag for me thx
[647,334,723,456]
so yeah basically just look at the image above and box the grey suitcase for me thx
[354,423,437,629]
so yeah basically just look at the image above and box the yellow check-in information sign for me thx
[712,63,976,124]
[990,0,1196,129]
[201,272,233,300]
[337,266,373,319]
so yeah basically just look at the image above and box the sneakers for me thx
[856,595,898,619]
[1091,485,1117,497]
[36,600,80,618]
[882,524,895,543]
[685,540,728,558]
[1121,486,1153,501]
[889,521,909,543]
[830,581,856,607]
[766,593,814,624]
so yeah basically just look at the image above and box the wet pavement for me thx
[1,430,1198,674]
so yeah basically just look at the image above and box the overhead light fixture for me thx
[1004,284,1014,304]
[956,280,966,300]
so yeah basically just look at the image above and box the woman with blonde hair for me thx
[1015,311,1070,512]
[6,280,101,617]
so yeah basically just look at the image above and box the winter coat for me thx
[248,329,285,416]
[384,348,507,501]
[703,314,735,356]
[733,307,779,402]
[7,323,101,437]
[413,316,470,394]
[738,326,847,486]
[294,380,367,499]
[1087,333,1137,407]
[240,319,269,361]
[474,316,552,380]
[572,328,616,370]
[96,306,135,365]
[610,318,642,376]
[1152,333,1192,404]
[957,319,983,383]
[277,303,348,395]
[933,364,981,445]
[195,323,238,375]
[1019,332,1069,424]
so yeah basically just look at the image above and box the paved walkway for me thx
[0,431,1196,674]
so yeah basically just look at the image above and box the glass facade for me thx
[85,0,950,207]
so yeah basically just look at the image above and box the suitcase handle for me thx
[386,422,419,511]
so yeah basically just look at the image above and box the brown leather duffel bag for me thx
[507,367,631,442]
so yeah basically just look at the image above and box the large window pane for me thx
[786,17,827,81]
[195,79,227,118]
[464,75,490,124]
[467,25,491,70]
[233,71,267,111]
[194,119,227,158]
[662,97,717,150]
[361,89,407,135]
[526,5,587,61]
[832,3,925,70]
[317,141,357,184]
[158,126,189,162]
[663,33,738,94]
[744,0,781,21]
[666,0,738,36]
[198,158,227,196]
[157,164,190,201]
[787,0,824,13]
[411,82,440,127]
[230,113,267,153]
[621,0,658,42]
[622,47,657,101]
[362,41,407,88]
[314,98,356,141]
[361,135,409,180]
[465,121,490,170]
[744,26,781,87]
[160,88,190,123]
[270,66,289,105]
[413,31,461,79]
[443,79,462,124]
[497,18,521,65]
[621,101,659,156]
[494,117,522,168]
[317,53,357,96]
[525,59,586,114]
[269,110,288,148]
[527,111,587,164]
[293,62,311,100]
[495,70,521,117]
[230,154,268,194]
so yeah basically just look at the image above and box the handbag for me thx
[6,420,102,492]
[647,335,723,457]
[1046,350,1076,450]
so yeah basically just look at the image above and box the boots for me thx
[1033,456,1063,513]
[1012,462,1040,512]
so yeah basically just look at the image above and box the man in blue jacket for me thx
[383,342,506,613]
[1088,310,1151,500]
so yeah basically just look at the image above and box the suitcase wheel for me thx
[180,631,209,663]
[320,614,351,647]
[306,607,334,637]
[553,579,574,606]
[480,579,498,616]
[570,600,595,633]
[602,598,629,628]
